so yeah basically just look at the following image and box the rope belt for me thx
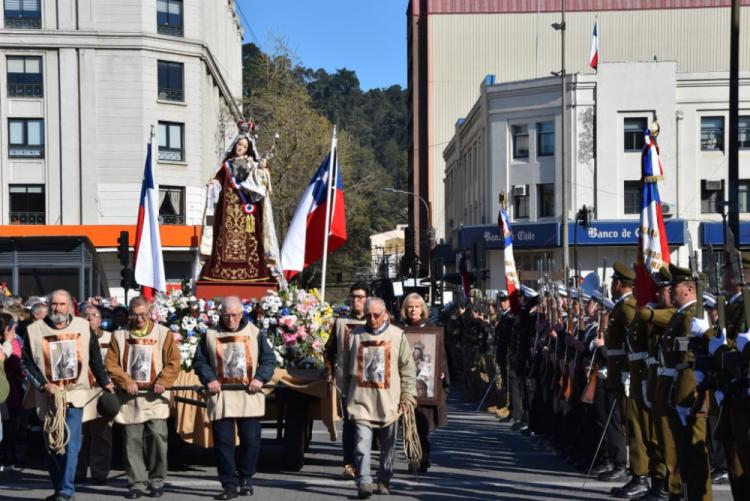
[44,389,70,455]
[399,394,421,473]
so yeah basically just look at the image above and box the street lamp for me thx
[384,187,435,294]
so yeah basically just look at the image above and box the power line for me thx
[234,0,259,44]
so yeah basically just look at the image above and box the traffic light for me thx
[577,205,593,229]
[117,231,130,267]
[120,268,137,290]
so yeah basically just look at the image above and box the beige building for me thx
[0,0,243,298]
[369,224,407,279]
[408,0,750,271]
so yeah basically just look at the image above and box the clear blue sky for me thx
[235,0,409,90]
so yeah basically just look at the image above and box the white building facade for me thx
[0,0,243,298]
[444,62,750,290]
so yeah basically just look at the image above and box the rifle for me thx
[684,232,709,416]
[582,258,607,404]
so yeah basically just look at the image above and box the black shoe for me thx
[125,491,143,500]
[54,496,73,501]
[711,469,729,484]
[45,495,58,501]
[598,466,629,482]
[239,484,254,496]
[590,462,613,476]
[612,475,649,498]
[511,420,524,431]
[214,489,238,500]
[668,494,684,501]
[419,460,430,473]
[150,487,164,498]
[91,477,108,486]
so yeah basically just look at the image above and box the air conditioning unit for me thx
[513,185,528,197]
[661,202,673,218]
[705,180,723,191]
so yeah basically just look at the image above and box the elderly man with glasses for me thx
[343,297,417,499]
[105,296,180,499]
[192,296,275,500]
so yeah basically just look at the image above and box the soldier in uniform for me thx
[508,287,536,430]
[192,296,276,500]
[601,262,637,487]
[662,264,712,501]
[325,282,370,480]
[495,290,515,413]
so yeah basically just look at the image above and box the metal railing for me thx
[157,24,183,37]
[4,16,41,29]
[9,211,45,224]
[159,214,185,225]
[9,145,44,158]
[8,83,43,98]
[158,149,183,162]
[158,87,184,102]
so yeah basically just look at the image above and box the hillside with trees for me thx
[241,42,408,298]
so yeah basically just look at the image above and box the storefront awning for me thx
[701,221,750,246]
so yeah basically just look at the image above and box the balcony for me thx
[9,145,44,159]
[157,24,183,37]
[4,16,41,29]
[158,87,184,102]
[10,212,45,224]
[8,83,43,98]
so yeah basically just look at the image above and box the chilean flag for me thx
[589,20,599,70]
[499,208,521,312]
[133,139,166,297]
[281,146,347,279]
[635,129,669,306]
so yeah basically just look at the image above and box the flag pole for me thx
[320,125,337,303]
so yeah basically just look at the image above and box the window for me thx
[701,116,725,151]
[701,179,724,213]
[157,0,183,37]
[536,122,554,157]
[159,186,185,224]
[740,180,750,213]
[9,184,44,224]
[537,183,554,217]
[511,125,528,159]
[7,56,42,97]
[158,121,184,161]
[157,60,184,102]
[624,181,642,215]
[739,117,750,149]
[4,0,41,29]
[8,118,44,158]
[513,186,529,218]
[624,117,648,151]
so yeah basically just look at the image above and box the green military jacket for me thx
[606,292,636,390]
[661,301,713,407]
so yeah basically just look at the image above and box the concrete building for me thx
[408,0,750,273]
[0,0,243,298]
[444,61,750,290]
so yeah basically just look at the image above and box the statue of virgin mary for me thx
[199,121,282,282]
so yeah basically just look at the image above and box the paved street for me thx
[0,393,733,500]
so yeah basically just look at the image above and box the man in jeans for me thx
[343,297,416,499]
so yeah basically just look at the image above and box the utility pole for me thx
[553,0,569,274]
[728,0,740,240]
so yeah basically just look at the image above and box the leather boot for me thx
[598,465,629,482]
[611,475,649,498]
[634,478,668,501]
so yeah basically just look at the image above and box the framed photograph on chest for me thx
[403,326,444,407]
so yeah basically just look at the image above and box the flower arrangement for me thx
[151,286,334,371]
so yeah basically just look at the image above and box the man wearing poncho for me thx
[343,297,417,499]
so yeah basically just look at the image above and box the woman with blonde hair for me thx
[400,293,449,473]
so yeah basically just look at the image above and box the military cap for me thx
[497,290,510,300]
[611,261,636,284]
[591,290,604,304]
[668,263,694,285]
[602,297,615,311]
[703,292,717,310]
[570,288,580,300]
[581,292,592,302]
[520,285,538,298]
[97,391,122,419]
[654,266,672,287]
[557,284,568,297]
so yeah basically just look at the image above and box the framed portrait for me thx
[216,336,253,384]
[127,344,154,384]
[356,340,391,389]
[49,339,79,382]
[403,326,445,406]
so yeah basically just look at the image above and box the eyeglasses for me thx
[350,294,367,299]
[364,312,383,319]
[85,313,101,318]
[129,312,149,319]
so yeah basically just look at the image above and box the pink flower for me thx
[283,333,297,346]
[296,326,307,341]
[172,332,183,343]
[312,340,321,351]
